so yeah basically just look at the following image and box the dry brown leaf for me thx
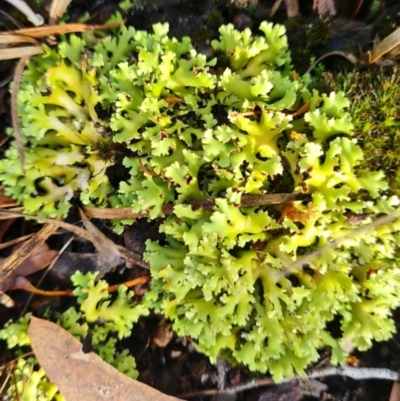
[390,381,400,401]
[370,27,400,64]
[278,203,314,225]
[0,218,16,243]
[0,223,58,280]
[1,21,121,39]
[48,0,73,25]
[0,190,19,207]
[28,316,184,401]
[0,242,58,296]
[0,45,43,60]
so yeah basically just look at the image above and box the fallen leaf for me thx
[29,317,184,401]
[0,223,58,281]
[370,27,400,64]
[278,203,314,224]
[0,243,58,295]
[390,381,400,401]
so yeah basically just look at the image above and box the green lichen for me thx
[1,21,400,383]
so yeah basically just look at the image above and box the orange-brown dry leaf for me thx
[28,317,184,401]
[278,203,314,224]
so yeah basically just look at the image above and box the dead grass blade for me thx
[0,208,148,269]
[11,55,31,171]
[48,0,73,25]
[0,33,40,45]
[1,21,122,39]
[0,45,43,60]
[370,27,400,64]
[0,234,33,250]
[0,223,58,280]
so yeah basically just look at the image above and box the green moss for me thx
[315,69,400,195]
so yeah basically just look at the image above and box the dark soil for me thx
[1,1,400,401]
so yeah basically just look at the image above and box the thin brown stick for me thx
[180,365,400,398]
[83,193,312,219]
[2,21,122,38]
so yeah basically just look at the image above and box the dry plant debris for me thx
[28,316,184,401]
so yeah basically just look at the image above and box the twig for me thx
[83,193,312,219]
[305,51,358,75]
[179,366,400,398]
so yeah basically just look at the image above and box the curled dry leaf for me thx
[28,316,184,401]
[78,208,123,272]
[370,27,400,64]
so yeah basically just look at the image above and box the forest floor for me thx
[1,1,400,400]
